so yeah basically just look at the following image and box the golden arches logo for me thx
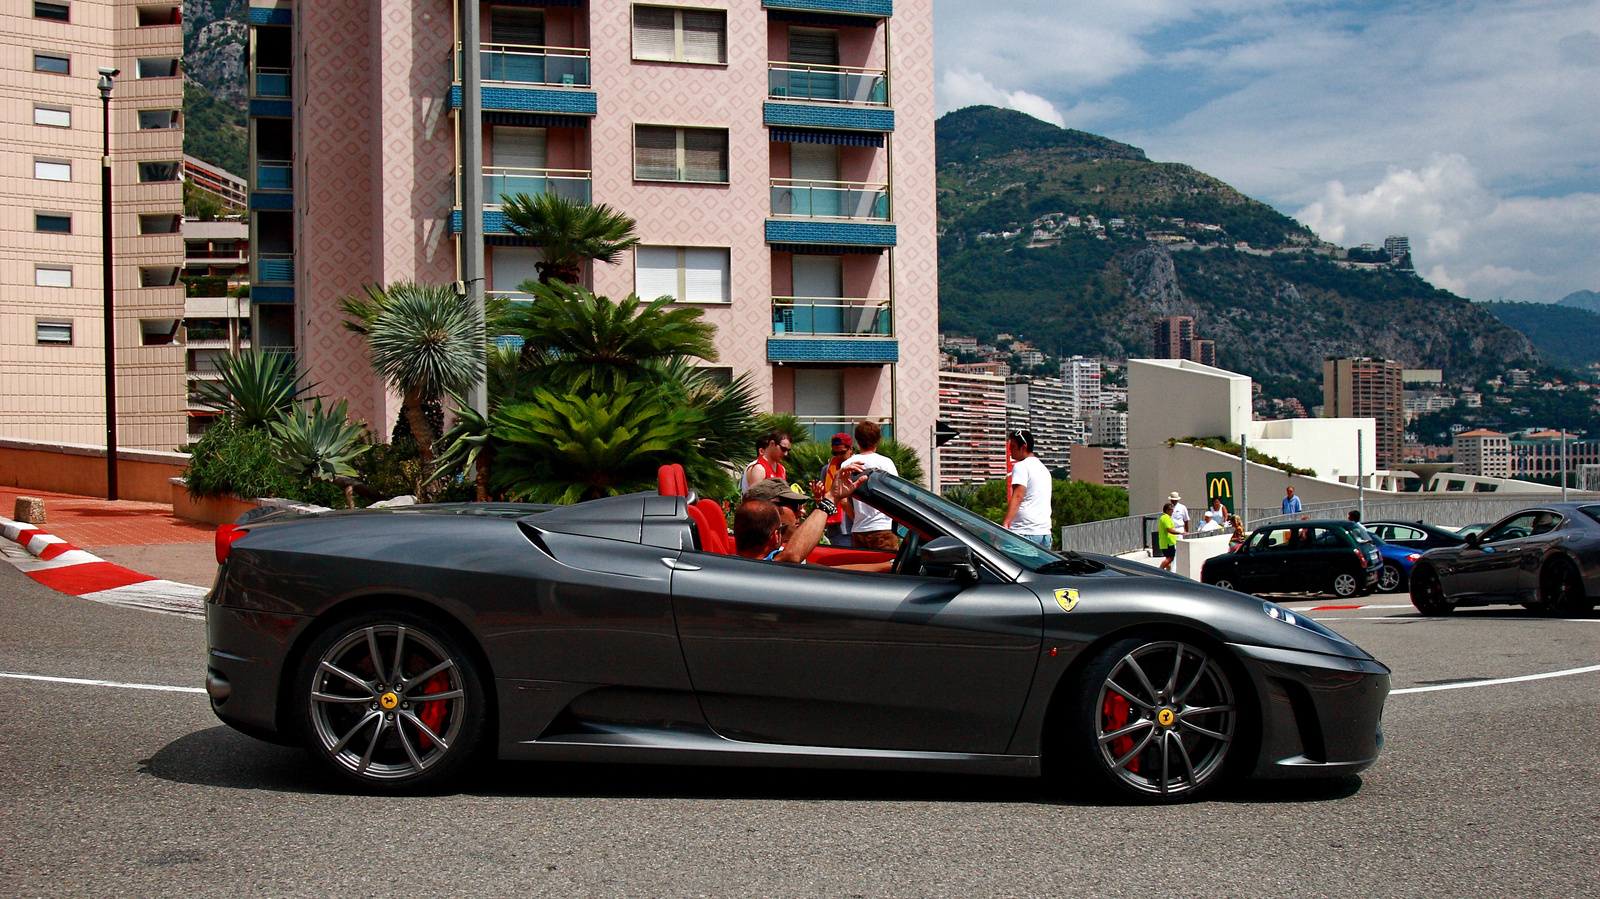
[1209,477,1233,498]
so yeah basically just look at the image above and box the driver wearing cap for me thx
[735,475,892,572]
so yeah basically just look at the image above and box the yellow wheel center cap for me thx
[380,692,399,710]
[1157,708,1175,727]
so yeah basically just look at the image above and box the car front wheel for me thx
[1540,559,1593,617]
[1378,562,1404,593]
[1064,636,1240,802]
[292,610,487,792]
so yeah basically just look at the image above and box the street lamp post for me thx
[98,67,120,501]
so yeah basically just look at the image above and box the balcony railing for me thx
[797,416,893,443]
[772,297,891,336]
[255,68,291,97]
[257,253,294,284]
[479,167,592,205]
[474,44,591,87]
[256,161,292,191]
[771,179,890,220]
[769,63,887,105]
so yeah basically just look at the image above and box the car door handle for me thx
[661,558,701,571]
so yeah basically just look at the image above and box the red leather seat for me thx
[657,464,688,497]
[686,500,733,554]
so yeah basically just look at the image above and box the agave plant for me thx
[491,384,705,504]
[191,351,316,430]
[270,398,370,507]
[507,280,717,394]
[427,391,493,501]
[498,192,640,284]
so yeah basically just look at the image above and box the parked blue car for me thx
[1361,527,1423,593]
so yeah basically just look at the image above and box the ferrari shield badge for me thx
[1054,588,1079,612]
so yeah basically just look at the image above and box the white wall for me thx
[1131,442,1365,520]
[1248,417,1375,481]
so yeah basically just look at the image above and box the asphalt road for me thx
[2,567,1597,898]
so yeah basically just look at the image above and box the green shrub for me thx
[185,418,295,500]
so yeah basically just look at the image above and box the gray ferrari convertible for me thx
[205,471,1389,801]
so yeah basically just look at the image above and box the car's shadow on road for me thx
[141,726,1362,806]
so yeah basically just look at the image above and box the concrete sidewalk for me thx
[0,486,216,588]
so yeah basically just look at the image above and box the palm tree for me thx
[343,282,485,473]
[499,192,640,284]
[506,280,717,393]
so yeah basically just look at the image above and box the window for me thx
[35,212,71,233]
[139,213,181,234]
[35,266,72,288]
[138,161,180,182]
[139,266,180,287]
[36,320,73,345]
[633,125,728,183]
[632,5,726,64]
[34,53,70,74]
[635,246,730,304]
[34,2,69,21]
[138,110,180,129]
[136,5,179,26]
[34,159,71,182]
[34,105,70,127]
[140,319,181,346]
[136,57,179,78]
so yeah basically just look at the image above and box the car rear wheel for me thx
[1330,572,1361,598]
[292,610,486,792]
[1539,559,1593,617]
[1064,636,1239,802]
[1212,578,1236,592]
[1378,562,1404,594]
[1410,566,1454,616]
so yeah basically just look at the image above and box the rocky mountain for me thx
[1557,289,1600,314]
[936,106,1539,406]
[181,1,248,177]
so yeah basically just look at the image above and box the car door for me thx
[1504,511,1566,598]
[668,550,1042,754]
[1241,526,1297,592]
[1450,512,1539,599]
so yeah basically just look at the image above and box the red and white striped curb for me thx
[0,517,206,619]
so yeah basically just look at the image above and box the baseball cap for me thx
[831,432,853,448]
[745,478,809,506]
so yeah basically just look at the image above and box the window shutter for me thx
[680,10,726,64]
[682,249,730,303]
[633,7,677,60]
[788,28,839,65]
[490,7,545,46]
[634,126,679,180]
[635,247,681,301]
[681,128,728,182]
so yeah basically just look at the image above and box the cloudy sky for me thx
[933,0,1600,304]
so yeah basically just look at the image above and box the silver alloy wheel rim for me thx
[1379,564,1401,592]
[1214,579,1234,591]
[309,624,465,781]
[1095,640,1236,796]
[1334,573,1359,597]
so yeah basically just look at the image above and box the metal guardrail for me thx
[770,179,889,220]
[772,297,890,336]
[768,63,887,105]
[1060,514,1153,557]
[475,43,591,87]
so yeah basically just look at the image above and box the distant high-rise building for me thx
[1008,378,1077,472]
[1453,429,1511,478]
[1084,409,1128,447]
[938,371,1008,490]
[1060,355,1102,417]
[1323,357,1405,468]
[1384,235,1412,269]
[1152,316,1215,366]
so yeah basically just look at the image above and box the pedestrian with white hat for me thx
[1168,491,1190,535]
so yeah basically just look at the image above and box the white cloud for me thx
[1294,156,1600,302]
[939,69,1066,127]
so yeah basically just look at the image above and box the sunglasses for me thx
[779,445,791,455]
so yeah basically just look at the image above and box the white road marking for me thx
[1392,663,1600,695]
[0,671,205,694]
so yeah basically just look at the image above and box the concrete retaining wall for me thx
[0,437,188,504]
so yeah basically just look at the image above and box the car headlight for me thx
[1262,601,1346,641]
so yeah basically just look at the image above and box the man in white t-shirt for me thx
[1002,430,1054,548]
[1168,491,1190,535]
[838,420,900,552]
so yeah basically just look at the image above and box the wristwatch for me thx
[815,497,838,517]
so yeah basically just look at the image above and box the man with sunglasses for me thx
[735,475,892,572]
[741,430,790,495]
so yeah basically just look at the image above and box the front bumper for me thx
[206,603,311,742]
[1230,643,1390,778]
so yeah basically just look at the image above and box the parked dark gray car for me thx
[1409,503,1600,616]
[205,472,1388,802]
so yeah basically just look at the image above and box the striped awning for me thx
[770,242,886,255]
[483,111,589,128]
[770,128,884,147]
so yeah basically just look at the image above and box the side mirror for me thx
[1465,533,1480,547]
[920,536,978,582]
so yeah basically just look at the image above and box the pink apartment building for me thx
[246,0,936,463]
[2,0,186,450]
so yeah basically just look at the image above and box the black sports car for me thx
[205,472,1388,801]
[1366,521,1466,552]
[1409,503,1600,616]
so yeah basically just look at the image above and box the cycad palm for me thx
[345,281,485,472]
[500,192,640,284]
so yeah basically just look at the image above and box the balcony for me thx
[772,297,891,337]
[254,68,291,98]
[257,253,293,284]
[256,161,292,191]
[769,64,886,105]
[480,44,590,87]
[797,416,894,443]
[481,167,591,205]
[771,179,888,220]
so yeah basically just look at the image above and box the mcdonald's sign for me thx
[1206,471,1235,513]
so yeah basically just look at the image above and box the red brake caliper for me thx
[413,673,450,750]
[1103,692,1138,772]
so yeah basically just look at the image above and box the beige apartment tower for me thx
[1,0,186,450]
[1323,357,1404,468]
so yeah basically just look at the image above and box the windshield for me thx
[870,474,1081,572]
